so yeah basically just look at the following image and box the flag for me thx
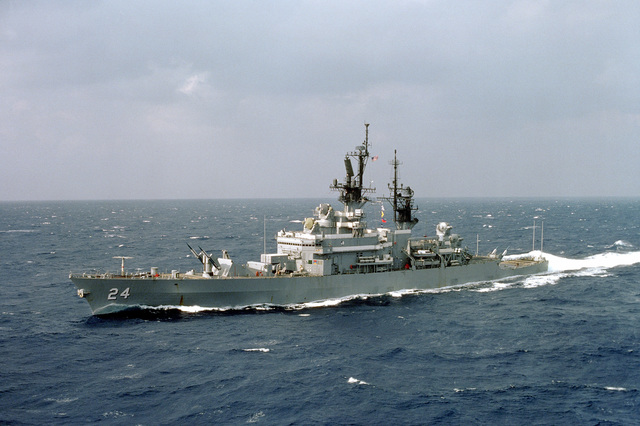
[381,207,386,223]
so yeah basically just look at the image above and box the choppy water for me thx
[1,198,639,424]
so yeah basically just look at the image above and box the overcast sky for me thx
[2,0,639,201]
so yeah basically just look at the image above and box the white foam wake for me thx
[545,250,640,273]
[480,249,640,292]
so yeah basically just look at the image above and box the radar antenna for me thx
[330,123,376,210]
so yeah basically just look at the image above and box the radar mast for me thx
[330,123,376,210]
[380,150,419,230]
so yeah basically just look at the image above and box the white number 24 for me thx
[107,287,131,300]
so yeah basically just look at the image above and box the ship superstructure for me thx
[205,124,470,279]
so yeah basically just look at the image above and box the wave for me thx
[545,250,640,273]
[147,289,457,315]
[605,240,634,249]
[604,386,628,392]
[348,377,369,385]
[117,296,379,316]
[477,249,640,292]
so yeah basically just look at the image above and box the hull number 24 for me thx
[108,288,131,300]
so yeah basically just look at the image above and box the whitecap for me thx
[454,387,477,393]
[522,274,562,288]
[247,411,265,423]
[107,372,142,380]
[44,397,79,404]
[102,411,133,419]
[605,240,634,249]
[348,377,369,385]
[243,348,270,353]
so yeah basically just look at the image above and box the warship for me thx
[71,124,548,315]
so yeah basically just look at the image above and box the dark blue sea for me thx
[1,198,639,424]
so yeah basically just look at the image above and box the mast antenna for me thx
[379,150,418,229]
[391,150,401,223]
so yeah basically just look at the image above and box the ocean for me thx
[1,198,639,424]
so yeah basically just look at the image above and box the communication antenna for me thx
[113,256,132,275]
[532,220,536,252]
[390,151,400,224]
[263,216,282,256]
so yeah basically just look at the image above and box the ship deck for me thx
[70,272,213,280]
[499,258,544,269]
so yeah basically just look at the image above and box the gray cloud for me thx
[1,0,639,200]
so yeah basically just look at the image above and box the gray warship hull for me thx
[71,257,547,315]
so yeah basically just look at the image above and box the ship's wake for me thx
[475,247,640,293]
